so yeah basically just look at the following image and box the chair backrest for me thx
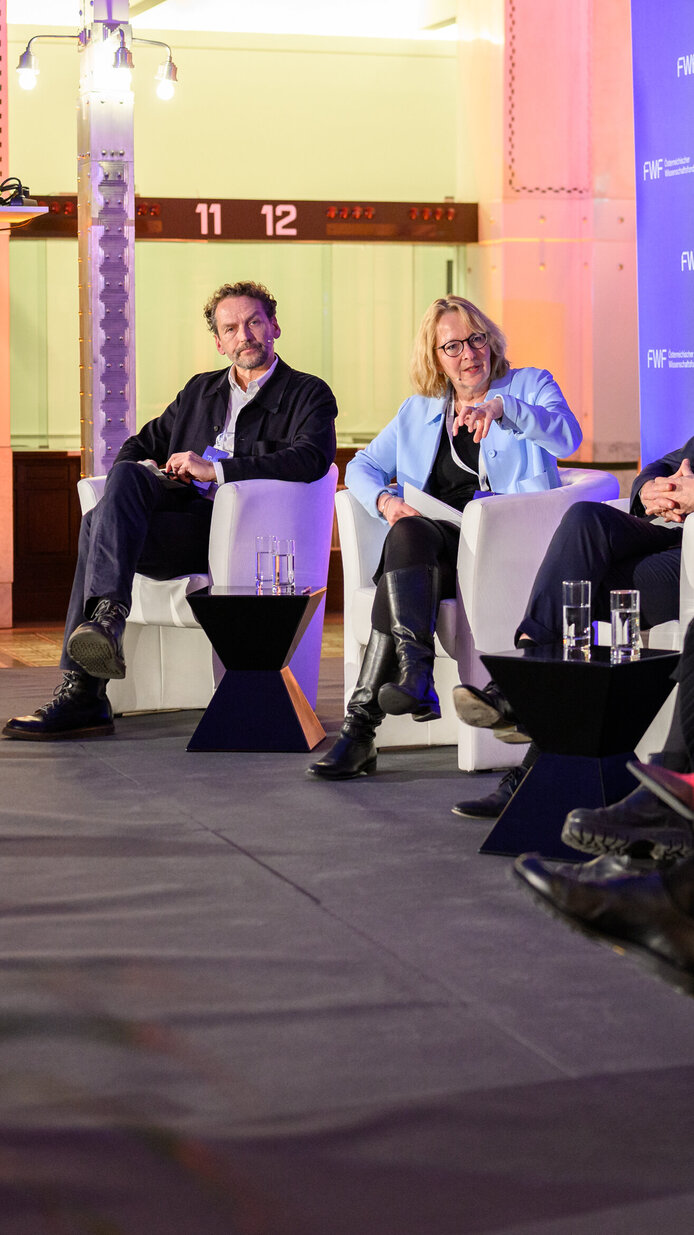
[208,464,339,589]
[456,466,620,654]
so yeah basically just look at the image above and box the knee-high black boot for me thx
[378,565,441,722]
[307,630,395,779]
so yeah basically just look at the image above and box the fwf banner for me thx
[632,0,694,464]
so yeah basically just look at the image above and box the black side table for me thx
[185,585,327,752]
[477,644,679,860]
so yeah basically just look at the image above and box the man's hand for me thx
[378,495,420,526]
[165,451,216,483]
[453,395,503,444]
[641,458,694,521]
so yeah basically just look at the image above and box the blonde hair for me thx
[409,296,509,398]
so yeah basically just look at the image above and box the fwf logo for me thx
[682,251,694,271]
[647,349,668,368]
[643,158,663,179]
[677,53,694,76]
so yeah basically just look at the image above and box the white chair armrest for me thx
[77,474,107,513]
[678,513,694,633]
[335,488,388,597]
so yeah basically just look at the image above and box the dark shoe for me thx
[452,681,528,744]
[67,598,128,679]
[378,566,441,722]
[306,727,378,780]
[2,671,114,741]
[451,764,527,819]
[561,783,694,861]
[307,630,394,779]
[513,852,694,995]
[627,761,694,824]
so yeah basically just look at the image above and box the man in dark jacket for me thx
[3,281,338,741]
[452,439,694,819]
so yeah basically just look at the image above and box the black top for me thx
[427,418,481,512]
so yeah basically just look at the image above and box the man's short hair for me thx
[203,282,278,336]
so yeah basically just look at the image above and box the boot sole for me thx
[2,721,116,741]
[379,683,440,720]
[561,817,694,861]
[67,631,125,680]
[452,686,504,727]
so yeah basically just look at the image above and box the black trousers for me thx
[517,502,683,645]
[60,462,213,673]
[370,516,458,633]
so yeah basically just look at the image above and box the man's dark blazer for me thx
[115,356,337,483]
[630,436,694,515]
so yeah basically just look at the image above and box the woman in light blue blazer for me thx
[309,295,582,780]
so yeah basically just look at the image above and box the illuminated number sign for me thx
[16,197,478,244]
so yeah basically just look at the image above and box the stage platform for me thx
[1,660,694,1233]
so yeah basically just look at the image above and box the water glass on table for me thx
[610,588,640,662]
[562,579,591,658]
[255,535,276,592]
[274,537,296,594]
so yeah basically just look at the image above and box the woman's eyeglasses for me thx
[436,332,488,358]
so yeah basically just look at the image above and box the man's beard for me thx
[234,340,270,370]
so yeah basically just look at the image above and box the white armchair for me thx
[336,466,620,771]
[77,464,338,715]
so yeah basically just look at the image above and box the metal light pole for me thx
[17,0,178,477]
[77,0,136,476]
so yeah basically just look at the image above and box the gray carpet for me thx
[1,666,694,1233]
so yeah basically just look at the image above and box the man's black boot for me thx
[2,671,115,741]
[378,565,441,722]
[562,754,694,861]
[308,631,395,779]
[451,764,527,819]
[67,598,128,679]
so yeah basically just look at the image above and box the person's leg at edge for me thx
[308,517,455,779]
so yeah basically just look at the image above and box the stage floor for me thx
[1,657,694,1233]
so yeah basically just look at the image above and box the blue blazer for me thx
[345,367,582,518]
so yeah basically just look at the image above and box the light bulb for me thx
[17,67,37,90]
[156,77,175,101]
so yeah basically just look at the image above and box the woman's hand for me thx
[453,395,503,444]
[377,494,420,526]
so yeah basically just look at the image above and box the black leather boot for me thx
[307,631,395,779]
[2,671,115,741]
[377,565,441,722]
[66,598,128,679]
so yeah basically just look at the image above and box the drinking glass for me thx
[255,535,276,591]
[610,589,640,662]
[274,537,296,594]
[562,580,591,654]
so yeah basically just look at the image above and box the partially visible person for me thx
[3,281,337,742]
[512,615,694,994]
[453,435,694,819]
[308,295,581,780]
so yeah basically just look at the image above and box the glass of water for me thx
[255,535,276,592]
[274,537,296,594]
[562,580,591,655]
[610,589,640,662]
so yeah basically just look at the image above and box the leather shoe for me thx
[452,764,526,818]
[452,681,528,744]
[2,671,114,741]
[67,598,127,679]
[307,730,377,780]
[562,783,694,861]
[513,851,694,995]
[627,761,694,824]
